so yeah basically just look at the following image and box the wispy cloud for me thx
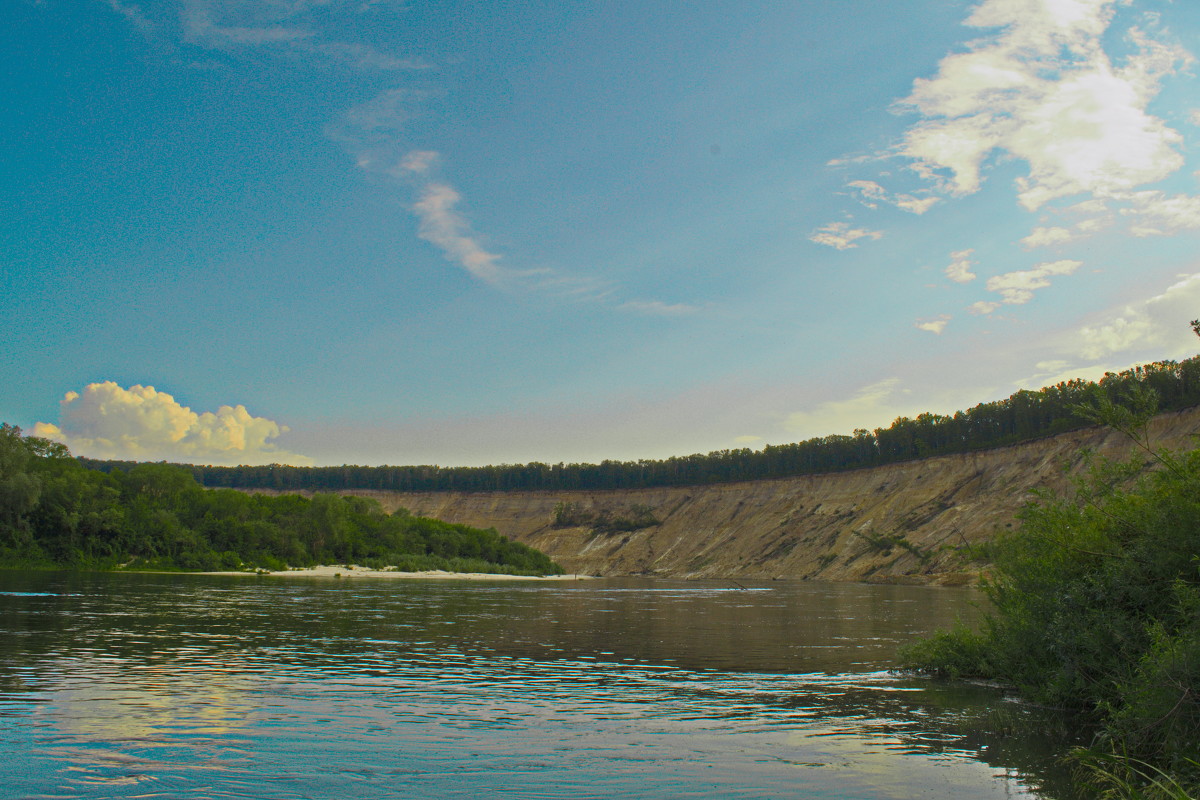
[33,382,313,466]
[784,378,909,437]
[896,0,1191,210]
[410,182,509,285]
[944,248,976,283]
[809,221,884,250]
[183,4,313,46]
[619,300,702,316]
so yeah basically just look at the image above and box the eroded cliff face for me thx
[306,409,1200,583]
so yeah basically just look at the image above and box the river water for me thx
[0,572,1083,799]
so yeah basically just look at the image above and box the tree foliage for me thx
[0,424,561,576]
[83,357,1200,495]
[899,398,1200,795]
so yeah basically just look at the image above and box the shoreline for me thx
[199,564,594,581]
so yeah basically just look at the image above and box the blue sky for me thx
[5,0,1200,467]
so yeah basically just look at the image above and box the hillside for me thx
[259,408,1200,583]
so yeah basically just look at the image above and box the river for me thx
[0,571,1084,799]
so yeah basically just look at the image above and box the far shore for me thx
[198,564,593,581]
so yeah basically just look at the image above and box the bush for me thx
[899,407,1200,793]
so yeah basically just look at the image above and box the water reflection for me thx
[0,572,1083,799]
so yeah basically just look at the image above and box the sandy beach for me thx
[203,565,593,581]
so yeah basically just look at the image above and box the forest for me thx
[85,357,1200,494]
[0,425,562,575]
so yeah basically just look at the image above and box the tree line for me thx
[0,425,562,575]
[82,357,1200,494]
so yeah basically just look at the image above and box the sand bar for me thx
[201,564,593,580]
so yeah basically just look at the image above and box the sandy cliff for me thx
[298,409,1200,583]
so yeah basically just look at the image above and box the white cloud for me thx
[985,258,1082,305]
[733,435,762,445]
[411,183,506,284]
[32,382,313,466]
[846,180,939,214]
[330,88,420,149]
[1190,109,1200,126]
[785,378,912,438]
[619,300,701,316]
[1020,225,1074,248]
[969,300,1001,315]
[809,222,884,250]
[1076,272,1200,359]
[897,0,1191,210]
[183,4,313,46]
[915,315,952,334]
[1121,191,1200,237]
[312,41,427,71]
[945,248,977,283]
[397,150,439,175]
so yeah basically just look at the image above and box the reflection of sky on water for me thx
[0,573,1074,799]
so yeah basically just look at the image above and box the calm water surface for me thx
[0,572,1082,799]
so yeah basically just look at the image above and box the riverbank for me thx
[201,564,593,580]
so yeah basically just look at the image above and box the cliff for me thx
[289,409,1200,583]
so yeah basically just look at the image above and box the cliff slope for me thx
[308,409,1200,583]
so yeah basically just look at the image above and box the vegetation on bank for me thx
[82,357,1200,494]
[899,389,1200,798]
[0,425,562,575]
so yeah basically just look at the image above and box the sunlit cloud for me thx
[1020,225,1074,248]
[969,300,1001,315]
[984,258,1082,305]
[32,382,313,466]
[1121,191,1200,237]
[411,183,508,285]
[915,315,951,334]
[896,0,1191,210]
[1075,272,1200,359]
[784,378,910,438]
[846,180,939,214]
[809,222,884,250]
[944,249,977,283]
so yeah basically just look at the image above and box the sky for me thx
[4,0,1200,468]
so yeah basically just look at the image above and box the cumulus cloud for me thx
[969,300,1001,315]
[32,382,313,466]
[846,180,939,214]
[915,315,952,334]
[809,222,884,250]
[985,258,1082,305]
[945,249,977,283]
[1020,225,1074,248]
[897,0,1191,210]
[1121,191,1200,237]
[1076,272,1200,359]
